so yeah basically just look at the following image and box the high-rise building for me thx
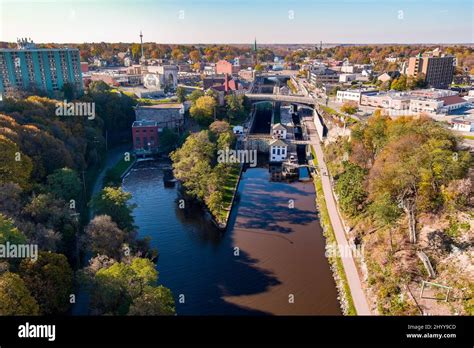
[0,38,83,96]
[407,50,455,89]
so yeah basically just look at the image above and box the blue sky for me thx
[1,0,473,43]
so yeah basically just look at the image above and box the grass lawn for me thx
[215,164,241,223]
[311,153,356,315]
[103,155,136,188]
[137,98,176,105]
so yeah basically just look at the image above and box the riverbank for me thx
[304,114,371,315]
[214,164,242,229]
[311,160,357,315]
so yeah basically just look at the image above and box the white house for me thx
[451,118,473,132]
[339,73,357,83]
[272,123,287,139]
[439,95,468,113]
[336,89,376,104]
[409,98,444,114]
[269,139,288,162]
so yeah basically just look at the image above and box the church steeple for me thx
[253,37,257,52]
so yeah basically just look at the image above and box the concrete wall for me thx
[313,108,325,141]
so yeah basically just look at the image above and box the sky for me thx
[1,0,473,44]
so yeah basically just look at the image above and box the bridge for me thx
[245,93,318,106]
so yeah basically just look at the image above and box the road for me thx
[88,143,131,220]
[303,116,372,315]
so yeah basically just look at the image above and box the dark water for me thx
[122,162,341,315]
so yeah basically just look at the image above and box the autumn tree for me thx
[19,252,73,314]
[190,96,217,126]
[85,215,131,260]
[189,50,201,63]
[340,101,358,115]
[0,135,33,188]
[0,272,40,315]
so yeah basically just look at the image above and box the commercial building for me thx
[309,69,339,85]
[134,103,186,130]
[132,120,160,153]
[234,56,253,69]
[143,65,178,90]
[0,38,83,96]
[409,98,444,114]
[88,69,142,87]
[407,50,455,88]
[438,95,468,112]
[216,60,239,75]
[450,118,473,132]
[360,92,411,111]
[336,89,376,103]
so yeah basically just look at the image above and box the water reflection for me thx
[123,161,341,315]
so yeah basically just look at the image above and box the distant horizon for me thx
[3,41,474,46]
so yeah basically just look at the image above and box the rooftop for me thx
[136,103,183,109]
[438,95,467,106]
[269,139,287,147]
[132,120,159,127]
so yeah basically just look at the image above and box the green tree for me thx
[46,168,82,203]
[159,128,180,154]
[61,82,76,101]
[186,89,205,104]
[91,187,136,231]
[19,252,73,314]
[335,162,368,216]
[170,131,215,200]
[87,257,175,315]
[0,213,27,245]
[176,86,187,103]
[225,94,246,124]
[0,272,40,315]
[128,286,176,315]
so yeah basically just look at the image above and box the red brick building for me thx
[132,120,160,153]
[216,60,239,75]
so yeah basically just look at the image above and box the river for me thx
[122,160,341,315]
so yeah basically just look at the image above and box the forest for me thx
[323,113,473,315]
[0,82,175,315]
